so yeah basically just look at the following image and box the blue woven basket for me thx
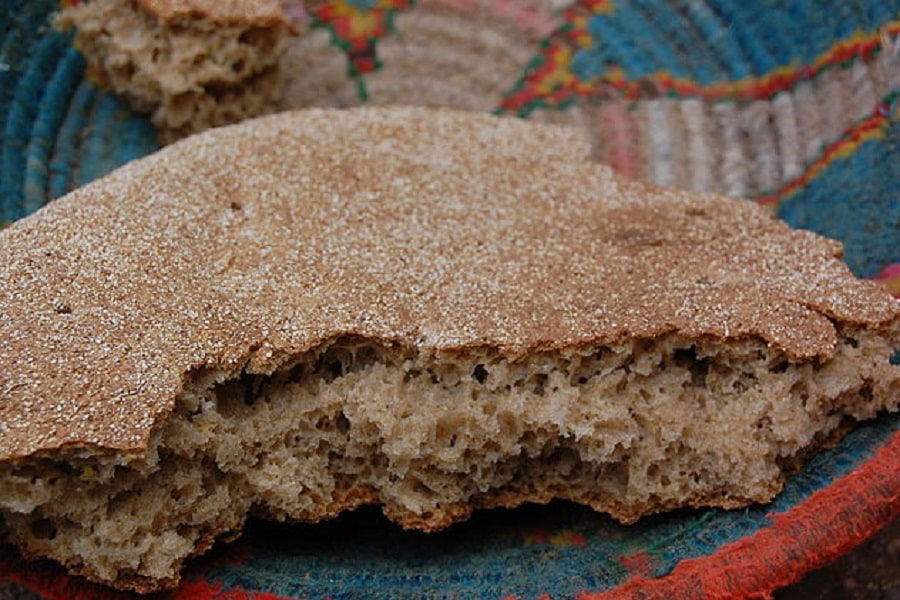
[0,0,156,225]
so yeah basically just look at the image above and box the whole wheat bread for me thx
[0,107,897,592]
[55,0,295,143]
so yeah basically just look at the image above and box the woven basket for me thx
[1,1,898,598]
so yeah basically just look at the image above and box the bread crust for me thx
[139,0,290,26]
[0,106,897,465]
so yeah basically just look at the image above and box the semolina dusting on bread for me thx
[0,107,898,593]
[55,0,295,143]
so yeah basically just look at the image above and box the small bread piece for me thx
[0,107,898,592]
[55,0,294,143]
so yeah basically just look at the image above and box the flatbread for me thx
[0,107,897,591]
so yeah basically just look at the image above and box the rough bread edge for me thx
[1,325,897,593]
[54,0,294,142]
[0,428,866,595]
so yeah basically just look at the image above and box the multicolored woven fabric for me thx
[1,0,898,598]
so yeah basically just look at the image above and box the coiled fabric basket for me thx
[0,0,898,598]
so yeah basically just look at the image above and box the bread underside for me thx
[56,0,290,143]
[1,327,898,593]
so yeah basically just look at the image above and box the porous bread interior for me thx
[55,0,291,143]
[1,328,898,592]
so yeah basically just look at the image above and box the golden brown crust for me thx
[139,0,290,26]
[0,107,897,465]
[90,567,179,594]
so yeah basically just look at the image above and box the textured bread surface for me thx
[139,0,291,25]
[56,0,292,142]
[0,107,898,592]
